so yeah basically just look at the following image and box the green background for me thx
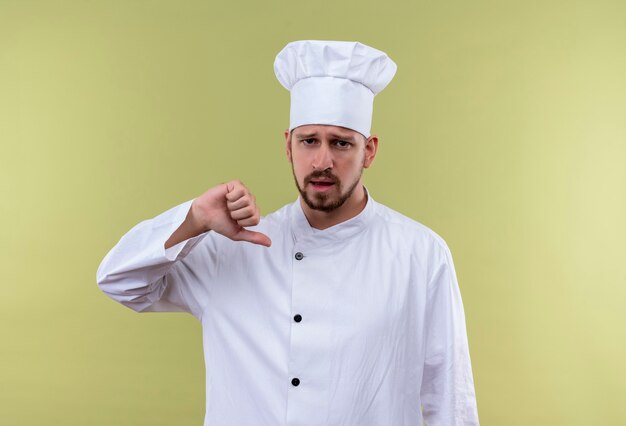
[1,0,625,424]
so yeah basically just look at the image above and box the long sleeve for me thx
[96,199,215,320]
[420,241,479,425]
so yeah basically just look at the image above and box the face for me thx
[285,124,378,213]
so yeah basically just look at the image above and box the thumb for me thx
[234,229,272,247]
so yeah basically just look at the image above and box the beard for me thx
[292,166,363,213]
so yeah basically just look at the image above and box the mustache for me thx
[304,170,339,185]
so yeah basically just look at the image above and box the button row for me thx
[291,252,304,387]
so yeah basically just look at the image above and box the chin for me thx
[305,193,347,213]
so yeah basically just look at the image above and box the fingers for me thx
[225,180,259,226]
[225,180,247,202]
[221,180,269,246]
[227,194,254,211]
[228,192,257,221]
[232,229,272,247]
[230,204,259,224]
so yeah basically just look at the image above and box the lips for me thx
[305,171,338,192]
[308,178,336,192]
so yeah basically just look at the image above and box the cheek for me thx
[292,152,310,170]
[348,152,366,171]
[291,158,307,181]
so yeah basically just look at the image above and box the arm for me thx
[96,180,271,319]
[420,241,479,425]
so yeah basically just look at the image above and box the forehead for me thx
[292,124,363,141]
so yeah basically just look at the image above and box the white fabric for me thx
[97,192,479,426]
[274,40,397,138]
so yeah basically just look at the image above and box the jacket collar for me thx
[290,186,376,248]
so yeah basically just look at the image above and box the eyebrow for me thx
[295,132,358,142]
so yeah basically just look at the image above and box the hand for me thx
[190,180,271,247]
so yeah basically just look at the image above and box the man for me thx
[97,40,480,425]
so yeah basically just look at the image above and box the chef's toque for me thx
[273,40,397,139]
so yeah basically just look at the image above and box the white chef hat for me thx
[274,40,397,139]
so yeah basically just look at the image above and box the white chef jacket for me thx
[96,191,479,426]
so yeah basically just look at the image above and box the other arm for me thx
[420,241,480,425]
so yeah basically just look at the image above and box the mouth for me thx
[308,179,336,192]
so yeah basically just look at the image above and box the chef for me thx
[97,39,480,425]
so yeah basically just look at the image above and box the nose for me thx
[312,142,333,170]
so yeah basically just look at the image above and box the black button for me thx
[295,252,304,261]
[291,377,300,386]
[294,314,302,323]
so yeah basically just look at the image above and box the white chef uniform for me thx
[96,189,479,425]
[97,39,479,425]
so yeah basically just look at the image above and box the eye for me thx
[334,140,352,149]
[301,138,316,145]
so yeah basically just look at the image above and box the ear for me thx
[284,129,292,163]
[363,134,379,168]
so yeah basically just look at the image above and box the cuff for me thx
[152,199,210,262]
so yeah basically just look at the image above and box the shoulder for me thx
[370,199,453,259]
[369,200,457,285]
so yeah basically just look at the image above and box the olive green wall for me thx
[1,0,625,424]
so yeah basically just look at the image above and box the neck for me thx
[300,184,368,230]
